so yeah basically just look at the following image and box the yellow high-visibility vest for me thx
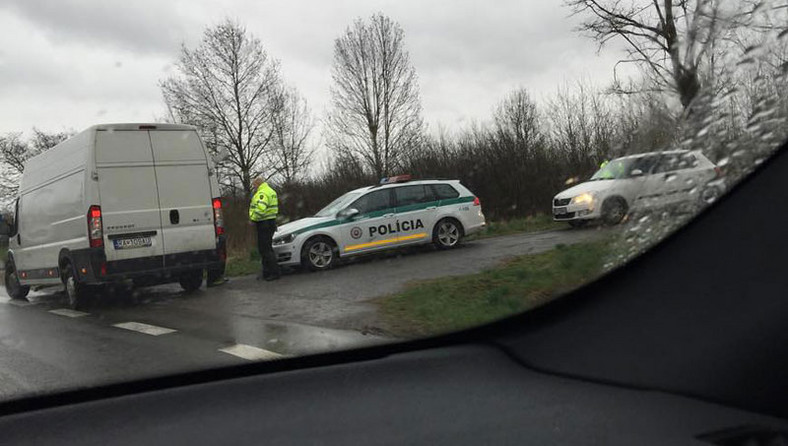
[249,183,279,222]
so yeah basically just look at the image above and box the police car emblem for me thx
[350,227,363,239]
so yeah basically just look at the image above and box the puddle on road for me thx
[223,317,389,357]
[2,284,390,359]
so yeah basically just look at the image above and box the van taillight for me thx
[88,205,103,248]
[714,166,723,178]
[212,198,225,236]
[473,197,481,206]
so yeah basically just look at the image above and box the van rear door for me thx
[148,130,216,262]
[95,130,165,263]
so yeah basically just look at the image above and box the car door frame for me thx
[336,188,398,257]
[390,184,438,248]
[648,153,694,207]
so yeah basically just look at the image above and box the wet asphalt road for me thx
[0,227,609,400]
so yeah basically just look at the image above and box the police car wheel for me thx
[302,237,336,271]
[434,219,463,249]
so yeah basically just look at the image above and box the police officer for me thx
[249,177,281,281]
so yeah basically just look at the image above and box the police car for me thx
[273,176,486,271]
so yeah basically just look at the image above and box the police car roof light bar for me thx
[379,174,413,185]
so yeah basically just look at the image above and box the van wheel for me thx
[179,270,203,293]
[302,237,337,272]
[5,259,30,300]
[62,265,88,310]
[433,218,463,249]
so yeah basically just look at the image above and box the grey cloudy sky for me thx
[0,0,633,137]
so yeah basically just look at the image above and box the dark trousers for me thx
[255,220,280,278]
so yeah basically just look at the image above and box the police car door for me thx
[338,189,397,256]
[392,185,436,247]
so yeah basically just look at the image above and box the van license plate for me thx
[113,237,152,250]
[554,207,567,215]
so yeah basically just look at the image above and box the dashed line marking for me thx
[49,308,89,318]
[113,322,176,336]
[219,344,284,361]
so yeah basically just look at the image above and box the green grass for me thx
[468,214,565,240]
[376,241,609,338]
[223,215,566,277]
[225,250,262,277]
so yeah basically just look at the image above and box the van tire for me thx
[433,218,463,249]
[301,236,337,272]
[62,264,88,310]
[5,258,30,301]
[179,270,203,293]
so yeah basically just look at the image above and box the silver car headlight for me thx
[273,233,296,246]
[570,192,595,205]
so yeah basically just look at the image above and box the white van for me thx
[2,123,227,308]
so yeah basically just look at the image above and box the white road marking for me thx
[49,308,89,318]
[219,344,284,361]
[113,322,176,336]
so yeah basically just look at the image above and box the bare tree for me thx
[546,81,619,170]
[326,13,424,178]
[0,133,29,176]
[566,0,737,110]
[269,85,316,185]
[0,128,73,207]
[0,128,72,175]
[492,88,542,152]
[161,19,283,198]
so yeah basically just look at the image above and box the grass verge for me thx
[224,254,261,277]
[376,241,609,338]
[223,215,568,277]
[468,214,565,240]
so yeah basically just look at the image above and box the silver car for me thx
[552,150,723,226]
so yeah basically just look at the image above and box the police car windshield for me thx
[314,192,363,217]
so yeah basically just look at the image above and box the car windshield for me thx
[314,192,362,217]
[589,155,661,180]
[0,0,786,402]
[590,159,637,180]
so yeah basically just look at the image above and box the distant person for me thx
[249,177,281,281]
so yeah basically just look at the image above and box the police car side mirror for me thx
[630,169,644,177]
[338,208,359,220]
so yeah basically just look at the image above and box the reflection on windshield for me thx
[314,192,361,217]
[590,159,633,180]
[0,0,786,403]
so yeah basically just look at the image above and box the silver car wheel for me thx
[438,222,460,247]
[309,242,333,268]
